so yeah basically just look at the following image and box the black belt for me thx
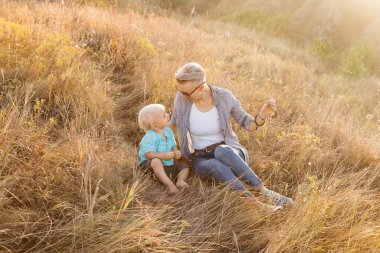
[194,142,225,153]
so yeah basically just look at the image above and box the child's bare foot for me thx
[168,184,180,194]
[176,180,189,189]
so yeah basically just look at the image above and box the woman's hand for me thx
[259,98,277,119]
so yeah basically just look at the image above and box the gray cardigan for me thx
[171,84,254,163]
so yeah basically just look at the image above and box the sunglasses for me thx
[178,81,205,97]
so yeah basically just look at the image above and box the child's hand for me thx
[174,150,181,159]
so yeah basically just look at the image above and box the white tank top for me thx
[189,103,224,149]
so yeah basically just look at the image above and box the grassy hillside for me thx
[145,0,380,78]
[0,0,379,252]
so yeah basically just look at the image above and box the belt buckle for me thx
[205,146,213,153]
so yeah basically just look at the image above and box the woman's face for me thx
[177,80,205,101]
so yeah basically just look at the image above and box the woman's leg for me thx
[192,157,250,194]
[214,145,262,188]
[214,146,293,206]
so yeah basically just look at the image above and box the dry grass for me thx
[0,0,379,252]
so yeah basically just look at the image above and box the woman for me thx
[171,62,293,206]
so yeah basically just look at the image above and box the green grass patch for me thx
[341,42,379,78]
[221,8,291,36]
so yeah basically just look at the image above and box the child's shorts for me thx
[139,158,189,180]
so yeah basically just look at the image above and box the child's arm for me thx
[140,133,175,161]
[144,151,175,160]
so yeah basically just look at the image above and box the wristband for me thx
[254,114,265,127]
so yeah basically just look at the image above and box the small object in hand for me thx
[268,98,275,105]
[267,98,277,118]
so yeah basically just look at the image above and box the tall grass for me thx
[143,0,380,78]
[0,0,379,252]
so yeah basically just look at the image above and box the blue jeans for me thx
[192,145,262,194]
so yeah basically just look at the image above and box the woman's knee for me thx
[214,145,234,158]
[207,160,234,180]
[193,159,227,177]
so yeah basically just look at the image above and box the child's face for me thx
[153,109,170,130]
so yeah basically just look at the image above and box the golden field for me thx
[0,0,379,252]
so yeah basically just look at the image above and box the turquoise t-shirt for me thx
[139,127,177,166]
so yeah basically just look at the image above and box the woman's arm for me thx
[169,122,177,133]
[230,91,277,132]
[230,92,255,130]
[247,114,265,132]
[247,98,277,132]
[170,93,180,131]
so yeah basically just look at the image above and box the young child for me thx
[138,104,190,194]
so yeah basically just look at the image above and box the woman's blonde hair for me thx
[138,104,165,131]
[175,62,206,83]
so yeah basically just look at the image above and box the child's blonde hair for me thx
[138,104,165,131]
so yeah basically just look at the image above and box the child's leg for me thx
[176,168,190,189]
[150,158,179,194]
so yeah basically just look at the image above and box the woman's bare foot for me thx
[176,180,190,189]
